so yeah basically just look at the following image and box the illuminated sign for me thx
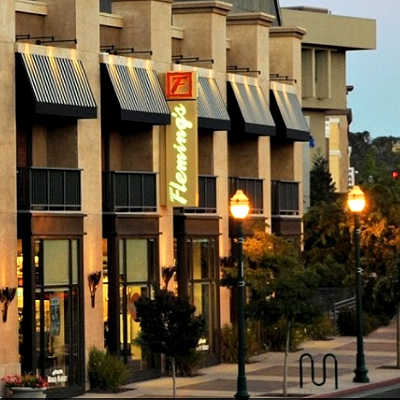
[166,101,198,207]
[166,71,197,100]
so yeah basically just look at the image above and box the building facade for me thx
[281,6,376,196]
[0,0,374,396]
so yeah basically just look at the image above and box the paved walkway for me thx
[79,319,400,398]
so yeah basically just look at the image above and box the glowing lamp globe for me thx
[230,190,250,219]
[347,185,366,213]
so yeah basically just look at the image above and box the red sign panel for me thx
[166,71,197,100]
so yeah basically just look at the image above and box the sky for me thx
[279,0,399,138]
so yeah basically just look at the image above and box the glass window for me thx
[43,240,69,286]
[119,239,148,283]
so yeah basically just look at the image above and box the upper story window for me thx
[100,0,112,13]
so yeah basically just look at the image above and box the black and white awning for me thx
[270,83,310,141]
[16,52,97,119]
[227,80,276,136]
[101,63,170,125]
[198,77,230,131]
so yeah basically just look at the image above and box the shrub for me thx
[263,318,307,352]
[337,309,381,337]
[220,323,264,363]
[88,347,128,392]
[306,314,335,340]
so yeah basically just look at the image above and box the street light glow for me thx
[347,185,366,213]
[230,190,250,219]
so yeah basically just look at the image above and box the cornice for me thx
[227,12,275,27]
[172,1,232,16]
[269,26,307,39]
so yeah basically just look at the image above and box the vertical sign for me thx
[165,72,198,207]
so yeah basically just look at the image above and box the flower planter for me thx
[10,387,47,398]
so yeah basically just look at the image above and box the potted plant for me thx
[1,374,47,398]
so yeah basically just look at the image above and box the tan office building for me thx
[282,6,376,195]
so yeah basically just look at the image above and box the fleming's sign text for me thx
[165,71,198,207]
[166,101,198,207]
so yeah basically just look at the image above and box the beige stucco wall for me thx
[0,0,19,381]
[282,8,376,50]
[307,110,328,160]
[328,115,349,193]
[303,50,346,111]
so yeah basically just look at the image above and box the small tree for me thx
[135,289,205,398]
[247,257,321,397]
[310,154,336,206]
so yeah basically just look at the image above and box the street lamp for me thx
[230,189,250,400]
[347,185,369,383]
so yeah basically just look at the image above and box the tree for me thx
[246,256,321,397]
[310,154,336,206]
[222,231,321,397]
[135,289,205,398]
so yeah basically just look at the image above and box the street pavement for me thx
[79,319,400,398]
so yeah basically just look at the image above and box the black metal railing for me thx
[271,180,299,216]
[18,167,81,211]
[184,175,217,214]
[229,177,264,214]
[103,171,157,212]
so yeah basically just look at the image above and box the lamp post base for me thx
[353,367,370,383]
[235,389,250,400]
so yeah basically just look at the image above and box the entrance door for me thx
[119,238,156,369]
[189,238,219,360]
[33,239,83,393]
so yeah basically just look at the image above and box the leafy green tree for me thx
[222,231,321,397]
[135,290,205,398]
[310,154,336,206]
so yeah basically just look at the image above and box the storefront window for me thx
[190,238,217,354]
[119,238,154,366]
[33,239,82,389]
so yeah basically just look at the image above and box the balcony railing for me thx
[271,180,299,216]
[229,177,264,215]
[184,175,217,214]
[18,167,81,211]
[103,171,157,213]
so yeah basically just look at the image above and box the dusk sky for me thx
[280,0,399,138]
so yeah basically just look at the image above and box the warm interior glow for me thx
[230,189,250,219]
[347,185,366,213]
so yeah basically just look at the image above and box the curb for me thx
[308,377,400,398]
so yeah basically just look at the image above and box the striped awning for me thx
[16,52,97,119]
[270,84,310,141]
[227,81,276,136]
[101,63,170,125]
[198,77,230,131]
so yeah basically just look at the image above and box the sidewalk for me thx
[79,320,400,398]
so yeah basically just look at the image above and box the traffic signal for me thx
[392,170,399,179]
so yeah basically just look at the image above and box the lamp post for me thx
[230,189,250,400]
[347,185,369,383]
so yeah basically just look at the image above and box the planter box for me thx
[10,387,47,398]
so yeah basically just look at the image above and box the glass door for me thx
[34,239,83,391]
[190,238,219,356]
[119,238,156,369]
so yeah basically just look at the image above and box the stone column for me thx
[0,0,19,381]
[45,0,104,375]
[270,26,306,222]
[227,12,274,232]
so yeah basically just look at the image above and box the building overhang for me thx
[227,76,276,136]
[101,55,170,125]
[281,8,376,50]
[198,77,230,131]
[16,49,97,119]
[270,82,310,142]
